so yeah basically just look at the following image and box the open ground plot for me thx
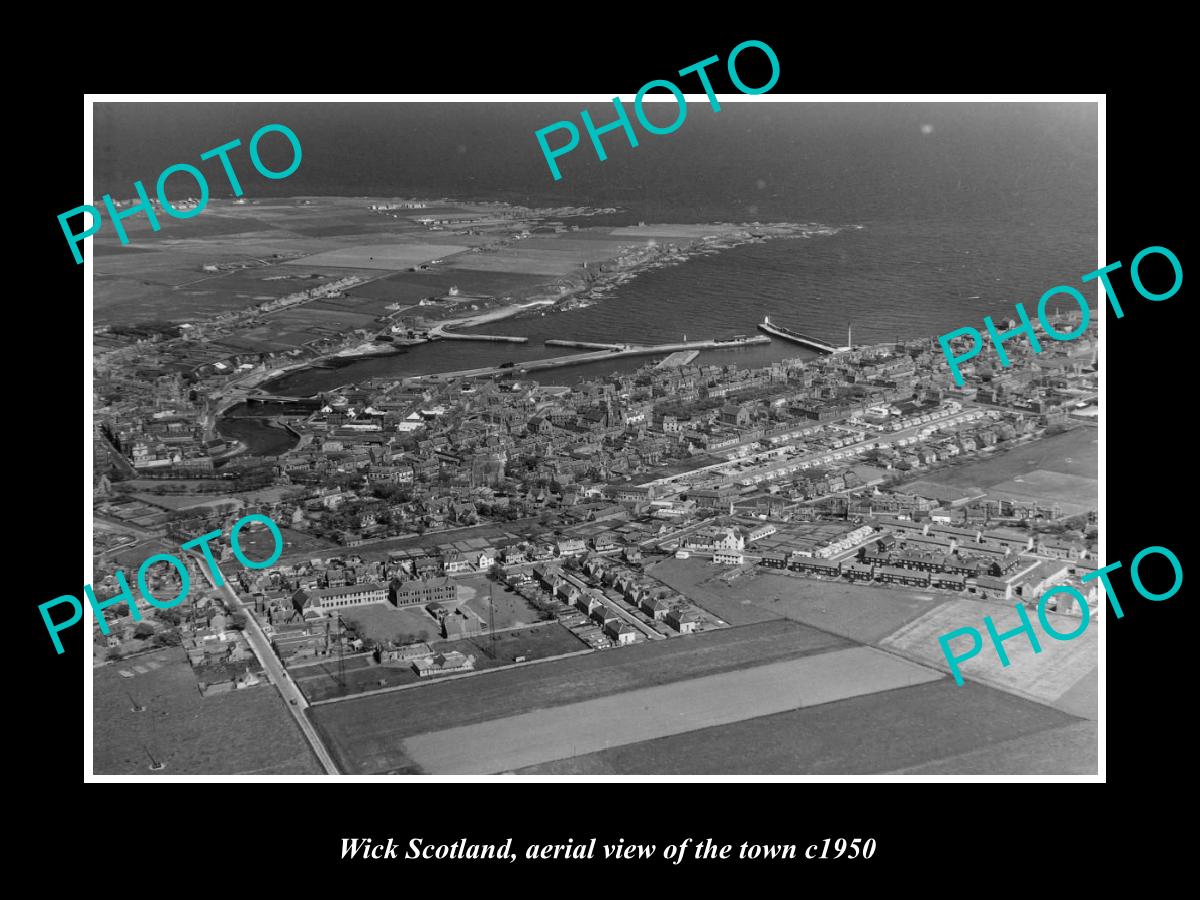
[90,200,556,324]
[648,557,784,626]
[983,470,1096,515]
[308,619,846,774]
[283,243,471,269]
[197,269,350,296]
[1052,665,1097,720]
[294,657,423,702]
[917,429,1098,495]
[95,264,364,326]
[256,305,382,329]
[446,623,588,666]
[446,253,579,276]
[93,647,321,775]
[295,622,579,704]
[515,238,636,261]
[99,538,177,574]
[732,572,950,644]
[130,493,242,512]
[891,720,1097,775]
[462,584,542,629]
[93,213,299,246]
[879,598,1097,711]
[515,679,1091,775]
[403,647,942,774]
[94,243,157,256]
[228,524,336,565]
[341,604,446,644]
[348,268,554,300]
[276,522,528,567]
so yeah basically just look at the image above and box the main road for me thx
[187,550,340,775]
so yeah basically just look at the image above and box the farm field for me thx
[515,679,1091,775]
[282,243,472,269]
[90,198,538,325]
[889,720,1097,775]
[910,428,1098,512]
[728,571,951,644]
[93,647,321,775]
[293,656,423,702]
[295,624,585,704]
[403,647,942,774]
[308,619,846,774]
[347,268,554,300]
[447,623,588,666]
[446,253,580,276]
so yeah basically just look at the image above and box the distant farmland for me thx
[403,647,942,774]
[514,679,1090,775]
[308,619,847,774]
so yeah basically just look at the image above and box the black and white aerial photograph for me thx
[85,97,1100,778]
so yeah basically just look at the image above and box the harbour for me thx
[412,334,770,382]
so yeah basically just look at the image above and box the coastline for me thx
[257,221,847,395]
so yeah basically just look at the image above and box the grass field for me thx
[403,647,942,774]
[295,623,586,703]
[648,557,784,626]
[889,720,1097,775]
[447,253,578,276]
[309,619,847,774]
[461,583,541,629]
[514,679,1091,775]
[130,493,243,512]
[100,538,177,574]
[731,571,950,644]
[518,237,634,258]
[93,647,321,775]
[341,604,445,644]
[348,268,554,300]
[913,429,1098,512]
[294,657,422,702]
[983,471,1097,515]
[91,198,614,326]
[448,623,588,666]
[283,243,470,269]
